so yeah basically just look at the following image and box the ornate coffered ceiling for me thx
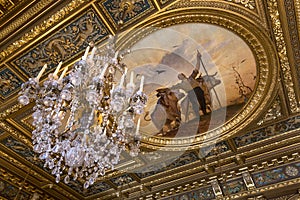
[0,0,300,199]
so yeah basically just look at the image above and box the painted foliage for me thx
[123,23,256,137]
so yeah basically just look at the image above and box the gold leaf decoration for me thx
[267,0,300,113]
[0,0,89,62]
[225,0,256,10]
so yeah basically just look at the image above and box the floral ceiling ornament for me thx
[18,35,147,189]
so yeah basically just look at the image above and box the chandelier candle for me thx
[18,36,148,188]
[82,45,90,61]
[58,66,68,82]
[52,61,62,79]
[91,46,97,59]
[139,75,144,92]
[129,71,134,86]
[35,64,47,82]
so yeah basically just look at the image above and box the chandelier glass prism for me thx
[18,36,147,188]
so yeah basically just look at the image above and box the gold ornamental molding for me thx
[128,153,300,199]
[0,103,23,119]
[0,151,79,199]
[0,120,32,147]
[0,150,49,183]
[257,95,282,125]
[168,0,263,26]
[295,0,300,34]
[224,0,256,10]
[267,0,300,113]
[0,0,16,10]
[118,8,279,150]
[0,0,90,62]
[0,0,55,42]
[0,166,39,195]
[225,178,300,199]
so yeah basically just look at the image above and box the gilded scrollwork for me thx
[271,194,299,200]
[101,0,154,29]
[0,149,77,199]
[0,167,38,194]
[296,0,300,33]
[0,68,23,98]
[168,1,260,24]
[257,96,282,125]
[234,115,300,147]
[267,0,300,113]
[0,103,23,120]
[252,163,300,187]
[0,178,31,199]
[284,0,300,89]
[0,0,90,62]
[0,0,14,9]
[136,151,199,179]
[0,0,55,42]
[111,174,134,186]
[152,156,300,199]
[67,180,111,196]
[14,9,108,78]
[103,0,151,24]
[160,0,171,5]
[224,0,256,10]
[222,178,247,195]
[0,151,48,182]
[0,120,32,147]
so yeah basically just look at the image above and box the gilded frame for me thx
[117,8,279,150]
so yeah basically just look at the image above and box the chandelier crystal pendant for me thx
[18,36,147,188]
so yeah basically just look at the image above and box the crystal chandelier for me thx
[18,36,147,188]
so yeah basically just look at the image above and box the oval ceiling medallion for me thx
[120,11,278,151]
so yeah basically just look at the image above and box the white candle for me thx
[129,71,134,85]
[58,66,68,81]
[91,46,97,59]
[139,76,144,92]
[36,64,47,82]
[110,84,115,95]
[120,68,127,87]
[100,63,109,79]
[53,62,62,78]
[82,46,90,61]
[114,51,119,60]
[135,118,141,135]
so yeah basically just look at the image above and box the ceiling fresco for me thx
[0,0,300,200]
[123,23,257,138]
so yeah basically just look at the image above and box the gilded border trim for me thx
[283,0,300,95]
[0,0,90,62]
[295,0,300,34]
[0,167,38,195]
[0,148,80,199]
[0,150,48,182]
[267,0,300,113]
[167,1,262,26]
[0,120,31,147]
[224,0,256,10]
[0,0,55,42]
[0,103,23,119]
[125,153,300,199]
[98,0,156,31]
